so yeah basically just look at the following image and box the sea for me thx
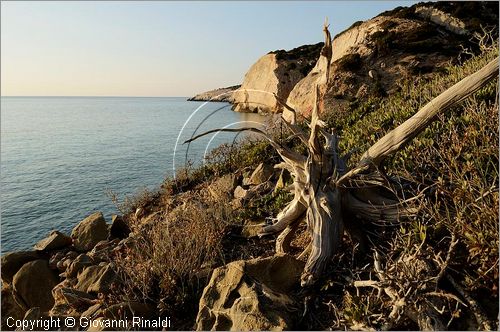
[0,96,268,253]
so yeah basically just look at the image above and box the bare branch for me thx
[341,56,499,182]
[184,126,305,164]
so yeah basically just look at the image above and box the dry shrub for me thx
[114,192,231,327]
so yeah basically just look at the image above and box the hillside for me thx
[286,1,499,119]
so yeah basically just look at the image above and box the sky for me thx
[1,1,418,97]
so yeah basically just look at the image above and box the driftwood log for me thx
[185,23,499,286]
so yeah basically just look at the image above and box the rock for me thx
[207,174,238,200]
[66,254,93,278]
[88,240,116,263]
[51,285,96,315]
[234,181,274,204]
[241,220,266,238]
[196,254,304,331]
[250,181,274,196]
[49,251,65,269]
[1,251,40,284]
[233,186,249,200]
[102,302,155,320]
[75,264,117,294]
[188,85,241,102]
[12,259,59,311]
[415,5,467,35]
[71,212,109,252]
[1,285,25,330]
[244,163,274,186]
[33,231,72,251]
[232,43,323,114]
[109,215,130,240]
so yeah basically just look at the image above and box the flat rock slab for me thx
[34,231,72,251]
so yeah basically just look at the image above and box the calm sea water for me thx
[1,96,267,253]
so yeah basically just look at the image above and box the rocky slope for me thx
[187,85,240,102]
[285,1,499,119]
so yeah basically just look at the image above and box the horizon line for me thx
[1,95,192,98]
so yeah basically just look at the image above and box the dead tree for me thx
[185,23,499,286]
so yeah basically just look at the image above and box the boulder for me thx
[1,285,25,330]
[234,181,274,203]
[109,215,130,240]
[66,254,93,278]
[244,163,274,186]
[207,174,238,200]
[196,254,304,331]
[71,212,109,252]
[75,264,117,294]
[88,240,113,263]
[51,285,95,316]
[1,251,40,284]
[241,220,266,238]
[12,259,59,311]
[33,231,72,251]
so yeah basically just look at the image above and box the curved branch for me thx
[183,127,305,164]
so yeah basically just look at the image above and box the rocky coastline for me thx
[187,85,240,102]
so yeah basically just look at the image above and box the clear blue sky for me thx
[1,1,418,97]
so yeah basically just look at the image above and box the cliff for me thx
[189,43,323,113]
[192,2,498,117]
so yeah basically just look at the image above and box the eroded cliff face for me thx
[285,2,498,119]
[189,2,497,116]
[232,43,323,113]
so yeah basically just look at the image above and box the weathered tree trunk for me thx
[185,21,499,286]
